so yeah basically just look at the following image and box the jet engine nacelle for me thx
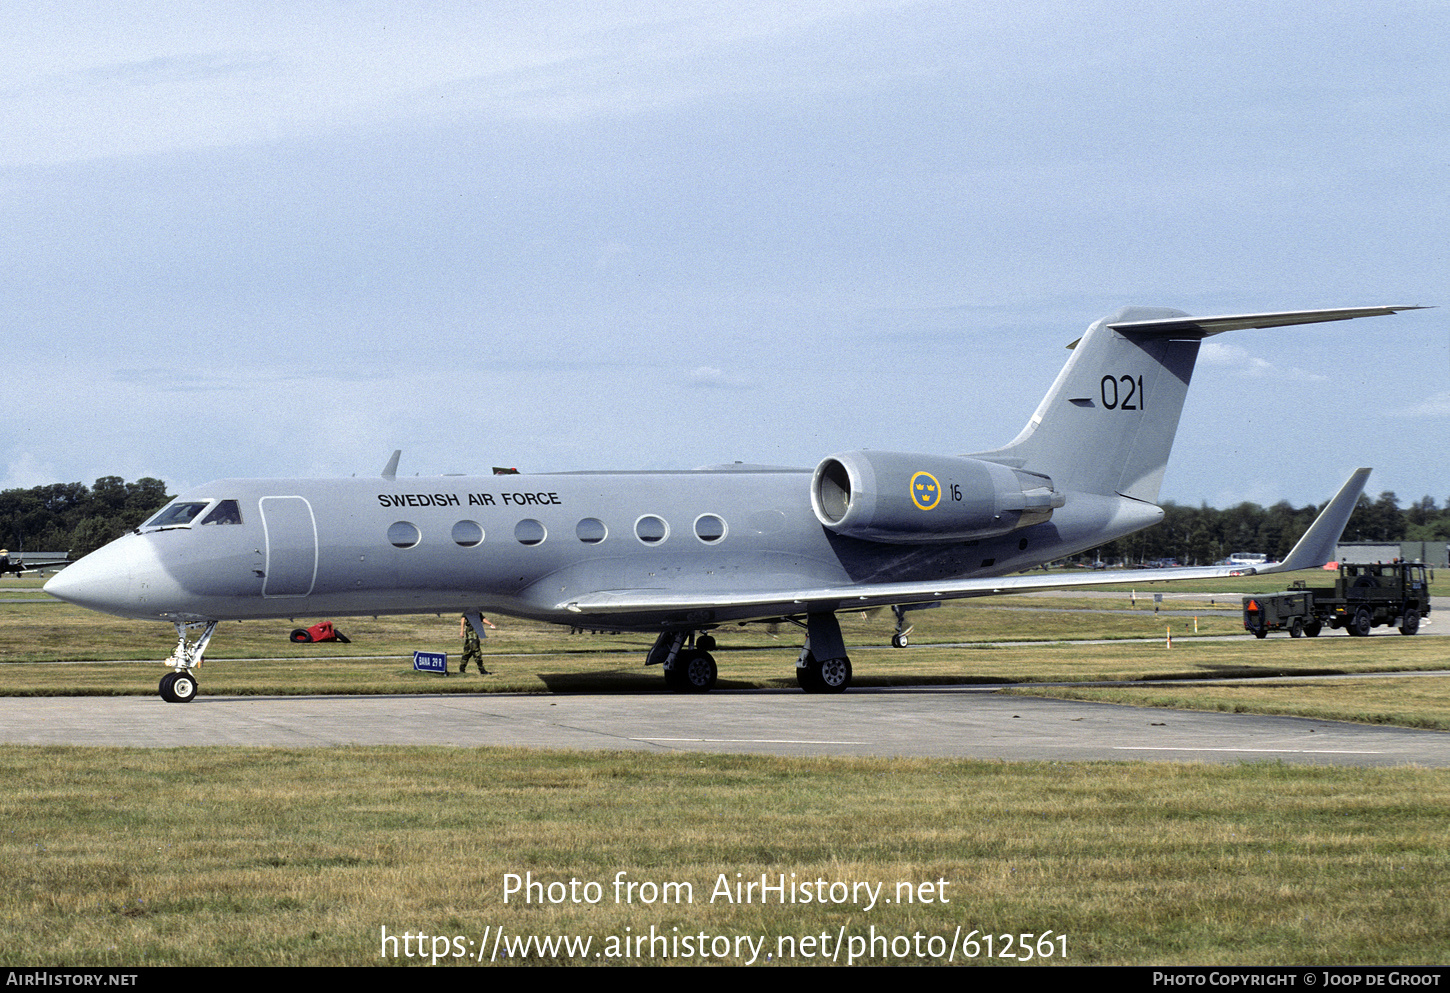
[810,451,1065,544]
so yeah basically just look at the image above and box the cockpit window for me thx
[200,500,242,525]
[143,501,211,529]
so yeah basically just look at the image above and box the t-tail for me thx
[972,305,1424,503]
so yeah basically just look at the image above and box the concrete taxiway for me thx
[1,687,1445,767]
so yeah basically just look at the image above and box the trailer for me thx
[1242,561,1430,639]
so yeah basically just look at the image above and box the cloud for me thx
[77,52,275,88]
[1198,341,1326,382]
[1,451,63,491]
[1394,392,1450,418]
[685,366,746,389]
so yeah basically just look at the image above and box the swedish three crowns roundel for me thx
[910,471,941,511]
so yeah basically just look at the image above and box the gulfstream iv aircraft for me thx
[46,305,1417,702]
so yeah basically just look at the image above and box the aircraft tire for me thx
[679,650,717,693]
[796,652,822,692]
[1350,608,1372,637]
[815,656,851,693]
[158,672,178,702]
[170,672,198,703]
[290,628,313,643]
[891,633,909,648]
[696,634,716,652]
[663,663,684,691]
[799,653,851,693]
[1400,610,1420,636]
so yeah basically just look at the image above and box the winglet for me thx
[381,450,401,481]
[1264,468,1372,573]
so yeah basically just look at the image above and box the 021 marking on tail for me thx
[45,305,1417,701]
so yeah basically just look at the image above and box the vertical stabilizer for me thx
[970,305,1421,504]
[972,307,1198,503]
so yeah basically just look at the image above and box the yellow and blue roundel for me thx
[910,472,941,511]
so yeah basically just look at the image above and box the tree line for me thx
[0,477,171,559]
[1088,491,1449,566]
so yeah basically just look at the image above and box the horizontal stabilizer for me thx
[1107,306,1427,338]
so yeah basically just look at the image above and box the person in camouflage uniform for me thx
[459,614,491,674]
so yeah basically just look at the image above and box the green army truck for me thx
[1242,561,1431,639]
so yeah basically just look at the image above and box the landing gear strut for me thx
[890,605,912,648]
[158,620,217,703]
[649,630,718,693]
[796,612,852,693]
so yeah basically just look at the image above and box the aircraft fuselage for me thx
[50,467,1159,631]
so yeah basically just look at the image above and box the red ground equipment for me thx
[289,621,351,643]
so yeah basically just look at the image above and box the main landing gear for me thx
[648,631,718,693]
[795,612,852,693]
[646,612,855,694]
[158,620,217,703]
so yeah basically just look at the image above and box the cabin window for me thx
[143,501,210,529]
[576,518,607,544]
[200,500,242,525]
[452,520,484,547]
[515,519,546,546]
[693,514,726,543]
[635,515,669,544]
[388,521,421,548]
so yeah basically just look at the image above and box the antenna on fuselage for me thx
[381,450,401,481]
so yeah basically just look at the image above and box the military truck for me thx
[1242,561,1431,638]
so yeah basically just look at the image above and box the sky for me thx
[3,1,1446,510]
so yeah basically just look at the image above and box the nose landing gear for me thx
[158,620,217,703]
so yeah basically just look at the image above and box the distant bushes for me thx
[1086,491,1440,566]
[0,477,171,559]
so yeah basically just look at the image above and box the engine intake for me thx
[810,451,1064,544]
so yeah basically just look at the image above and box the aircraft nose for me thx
[43,534,174,619]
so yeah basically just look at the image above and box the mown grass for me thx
[1007,676,1450,731]
[2,747,1446,966]
[2,602,1446,701]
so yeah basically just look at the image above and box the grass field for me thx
[3,748,1446,967]
[2,573,1447,966]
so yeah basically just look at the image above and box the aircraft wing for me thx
[562,468,1371,618]
[4,555,71,576]
[24,557,71,570]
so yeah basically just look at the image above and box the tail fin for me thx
[972,305,1423,503]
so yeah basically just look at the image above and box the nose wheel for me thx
[157,620,216,702]
[159,671,198,703]
[890,604,925,648]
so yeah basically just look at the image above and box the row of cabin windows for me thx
[387,514,729,550]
